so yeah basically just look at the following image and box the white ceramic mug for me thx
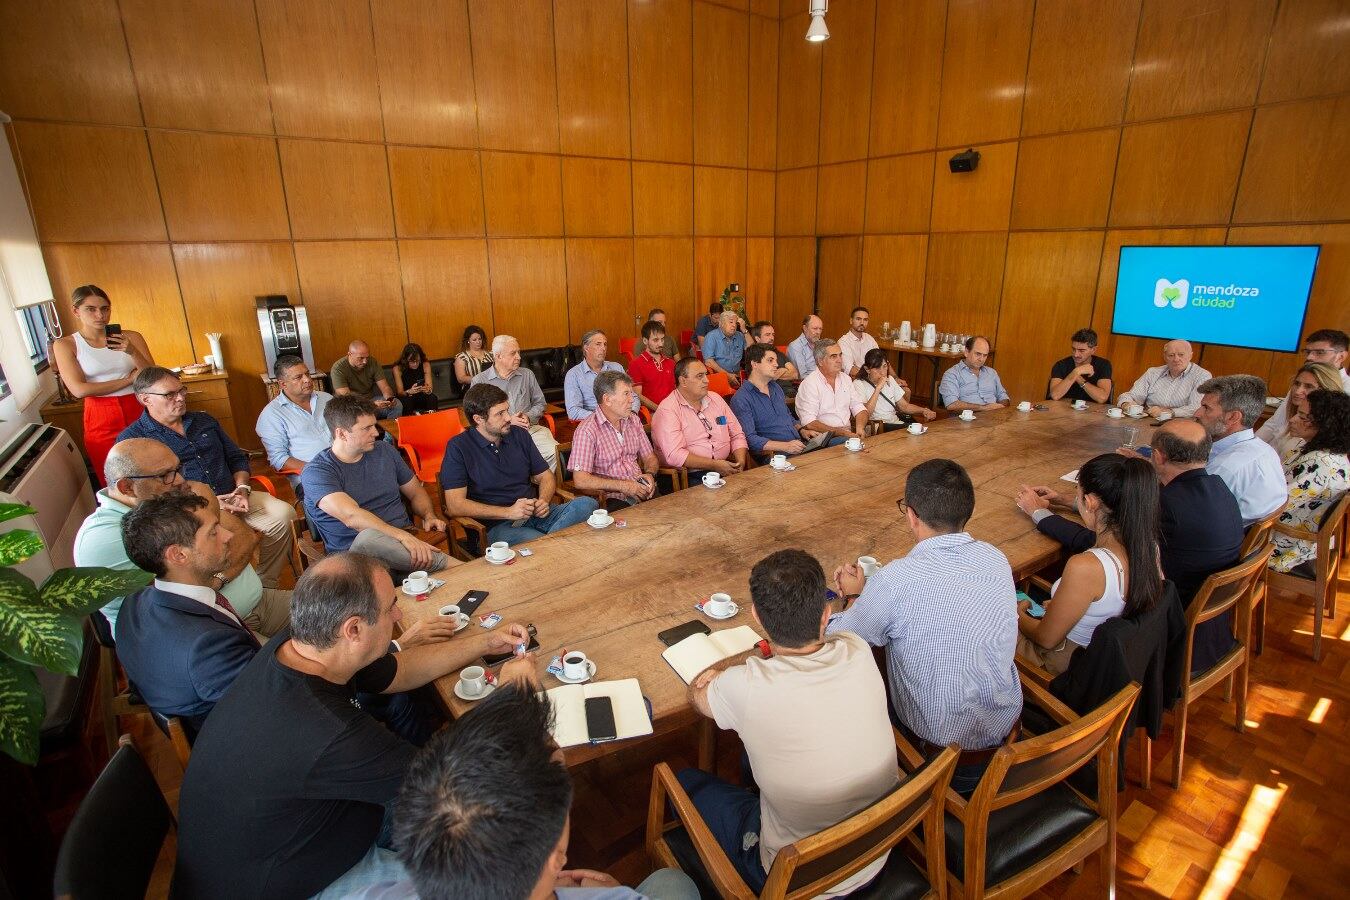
[403,570,430,593]
[588,508,609,525]
[706,592,732,616]
[960,410,975,421]
[702,471,722,487]
[858,556,878,578]
[846,437,863,451]
[1107,407,1124,418]
[562,651,590,681]
[1155,411,1173,421]
[1017,400,1032,412]
[771,453,788,469]
[907,422,925,434]
[486,541,511,560]
[459,665,487,697]
[438,604,461,620]
[1073,399,1088,410]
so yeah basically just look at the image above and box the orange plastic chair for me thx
[706,370,734,398]
[619,337,639,358]
[394,409,464,482]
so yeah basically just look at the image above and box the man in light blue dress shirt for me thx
[256,355,333,488]
[563,330,638,421]
[939,336,1010,411]
[1195,374,1288,525]
[786,314,823,379]
[701,312,748,387]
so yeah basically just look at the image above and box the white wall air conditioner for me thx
[0,424,96,583]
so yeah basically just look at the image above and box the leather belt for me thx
[913,720,1021,768]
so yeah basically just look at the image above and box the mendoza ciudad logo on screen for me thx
[1153,277,1254,310]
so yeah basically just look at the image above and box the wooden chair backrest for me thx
[1186,544,1273,630]
[1240,503,1284,557]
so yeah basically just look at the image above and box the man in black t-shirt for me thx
[1047,327,1113,404]
[174,552,533,900]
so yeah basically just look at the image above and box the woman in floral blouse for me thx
[1271,389,1350,573]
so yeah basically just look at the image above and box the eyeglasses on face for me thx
[895,497,907,514]
[125,463,184,485]
[140,387,188,400]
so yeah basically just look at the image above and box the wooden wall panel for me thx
[279,140,394,240]
[634,238,695,332]
[994,231,1106,403]
[628,0,693,163]
[1011,130,1119,230]
[481,152,564,237]
[816,237,863,336]
[565,239,637,344]
[693,2,750,168]
[632,163,693,236]
[562,158,634,237]
[487,239,570,348]
[745,237,774,324]
[921,232,1007,338]
[773,237,816,327]
[859,235,928,329]
[747,170,775,236]
[1109,111,1251,228]
[1021,0,1140,136]
[172,242,300,447]
[694,167,748,237]
[936,0,1036,147]
[869,0,946,156]
[864,154,934,234]
[816,162,867,236]
[254,0,383,142]
[371,0,478,147]
[14,123,166,243]
[43,244,194,367]
[555,0,631,159]
[0,0,141,125]
[1259,0,1350,104]
[775,168,817,236]
[776,14,823,169]
[695,237,748,311]
[817,0,875,164]
[399,239,493,361]
[747,15,779,170]
[120,0,272,133]
[293,241,407,366]
[150,132,290,242]
[388,147,486,238]
[1234,96,1350,225]
[468,0,560,153]
[930,142,1018,233]
[1125,0,1278,122]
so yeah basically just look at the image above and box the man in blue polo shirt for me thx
[703,312,747,388]
[730,345,825,464]
[441,384,597,547]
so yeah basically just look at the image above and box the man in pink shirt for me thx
[795,340,867,442]
[652,358,750,481]
[567,371,659,509]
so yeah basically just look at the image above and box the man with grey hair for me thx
[1194,374,1287,524]
[1117,339,1211,419]
[794,339,867,441]
[471,334,557,468]
[568,370,659,508]
[255,354,333,488]
[562,329,636,421]
[174,552,533,900]
[330,340,401,420]
[702,311,748,388]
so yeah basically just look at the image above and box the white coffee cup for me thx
[588,508,609,525]
[960,410,975,421]
[846,436,863,451]
[459,665,487,697]
[939,342,950,353]
[1073,399,1088,410]
[1017,400,1032,412]
[438,604,461,620]
[907,421,925,435]
[1155,411,1173,421]
[771,453,788,469]
[486,541,511,561]
[702,471,723,487]
[706,592,732,616]
[562,651,590,681]
[858,556,878,578]
[403,570,430,593]
[1107,407,1124,418]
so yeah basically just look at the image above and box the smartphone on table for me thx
[584,696,618,742]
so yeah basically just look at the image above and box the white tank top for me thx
[1054,547,1127,647]
[73,331,136,396]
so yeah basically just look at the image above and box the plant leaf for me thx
[39,567,153,616]
[0,530,44,568]
[0,652,42,766]
[0,569,82,675]
[0,503,35,525]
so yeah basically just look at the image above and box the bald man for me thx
[1116,339,1212,419]
[331,340,402,420]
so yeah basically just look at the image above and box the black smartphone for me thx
[658,620,710,647]
[456,590,488,617]
[584,696,618,742]
[104,323,122,337]
[481,624,539,666]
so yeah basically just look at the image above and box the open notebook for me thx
[544,678,653,749]
[662,625,762,684]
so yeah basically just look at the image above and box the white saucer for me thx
[702,600,740,620]
[906,427,928,435]
[958,416,976,423]
[554,659,597,684]
[454,680,495,701]
[486,550,517,565]
[441,613,469,633]
[1126,409,1147,419]
[846,444,864,452]
[401,585,433,597]
[702,480,726,489]
[587,517,615,529]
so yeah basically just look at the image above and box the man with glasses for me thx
[256,355,334,490]
[120,367,296,590]
[1300,328,1349,390]
[651,358,749,482]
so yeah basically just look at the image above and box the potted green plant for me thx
[0,502,149,764]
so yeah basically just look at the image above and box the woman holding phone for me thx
[51,285,155,483]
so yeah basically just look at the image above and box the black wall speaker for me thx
[949,149,980,173]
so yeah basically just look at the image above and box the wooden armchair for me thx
[646,741,959,900]
[443,459,578,560]
[1266,491,1350,661]
[1239,503,1284,655]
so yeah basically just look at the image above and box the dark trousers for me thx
[675,767,768,893]
[358,686,444,747]
[890,706,989,797]
[400,392,440,415]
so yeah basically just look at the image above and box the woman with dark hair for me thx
[852,349,934,431]
[1257,361,1342,459]
[392,343,439,415]
[1270,389,1350,573]
[453,325,491,386]
[1017,453,1162,674]
[50,285,156,483]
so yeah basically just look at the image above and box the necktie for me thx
[215,592,260,647]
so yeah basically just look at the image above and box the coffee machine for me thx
[255,295,316,375]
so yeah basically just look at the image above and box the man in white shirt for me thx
[1117,339,1212,419]
[838,306,878,377]
[1259,328,1350,443]
[1194,375,1288,525]
[682,549,899,896]
[795,340,866,442]
[785,314,823,379]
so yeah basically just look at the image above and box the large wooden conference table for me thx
[396,401,1137,764]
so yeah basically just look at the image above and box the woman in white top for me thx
[1256,361,1342,460]
[1017,453,1162,675]
[852,349,934,431]
[51,285,155,484]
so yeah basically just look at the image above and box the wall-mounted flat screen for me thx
[1112,245,1320,353]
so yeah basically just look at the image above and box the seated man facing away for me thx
[173,552,533,900]
[830,459,1022,795]
[1194,374,1288,526]
[349,685,699,900]
[794,340,866,443]
[471,334,559,469]
[1047,327,1113,404]
[563,329,638,421]
[702,311,748,388]
[300,394,451,577]
[628,319,678,412]
[331,339,402,420]
[730,344,822,463]
[938,336,1009,412]
[651,358,749,483]
[255,354,333,489]
[1116,339,1211,419]
[442,384,598,545]
[682,549,899,895]
[786,314,823,380]
[567,371,659,509]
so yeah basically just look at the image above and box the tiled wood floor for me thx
[127,569,1349,899]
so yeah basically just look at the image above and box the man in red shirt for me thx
[629,319,677,412]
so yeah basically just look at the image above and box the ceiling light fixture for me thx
[805,0,829,42]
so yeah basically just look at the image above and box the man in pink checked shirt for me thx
[568,370,660,510]
[652,358,750,482]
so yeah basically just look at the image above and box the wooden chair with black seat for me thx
[647,744,960,900]
[894,679,1139,900]
[444,470,579,560]
[1266,490,1350,661]
[1239,503,1284,655]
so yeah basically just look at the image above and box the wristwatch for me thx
[236,484,252,495]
